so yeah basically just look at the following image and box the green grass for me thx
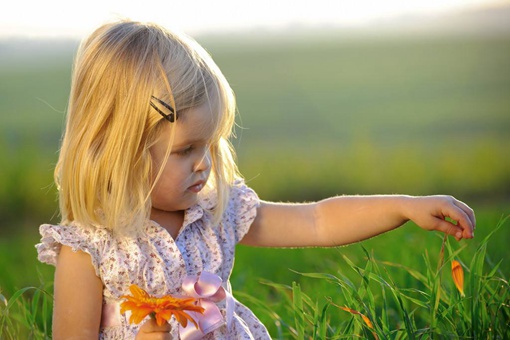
[231,207,510,337]
[1,213,508,338]
[232,216,510,339]
[0,285,53,339]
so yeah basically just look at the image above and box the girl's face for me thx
[150,104,214,214]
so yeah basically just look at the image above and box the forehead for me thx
[172,103,219,145]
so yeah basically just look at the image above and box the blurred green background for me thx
[1,30,509,333]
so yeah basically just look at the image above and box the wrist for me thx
[396,195,415,223]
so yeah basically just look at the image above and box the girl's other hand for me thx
[405,195,476,241]
[135,318,172,340]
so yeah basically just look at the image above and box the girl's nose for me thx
[194,151,211,173]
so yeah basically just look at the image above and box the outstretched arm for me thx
[241,195,475,248]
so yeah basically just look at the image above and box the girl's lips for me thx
[188,181,205,193]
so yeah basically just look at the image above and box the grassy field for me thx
[1,32,509,337]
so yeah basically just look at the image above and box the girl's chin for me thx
[152,191,200,210]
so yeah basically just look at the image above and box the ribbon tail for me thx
[198,300,225,333]
[179,313,206,340]
[179,300,225,340]
[224,282,234,330]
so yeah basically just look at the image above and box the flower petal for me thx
[339,306,359,315]
[339,306,373,329]
[130,284,150,299]
[361,314,374,329]
[154,311,170,327]
[130,306,154,324]
[451,260,465,297]
[120,284,204,327]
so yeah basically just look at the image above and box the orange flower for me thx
[120,284,205,327]
[339,306,374,329]
[451,260,465,297]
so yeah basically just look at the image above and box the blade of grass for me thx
[292,282,305,339]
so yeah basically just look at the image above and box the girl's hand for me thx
[135,318,172,340]
[404,195,476,241]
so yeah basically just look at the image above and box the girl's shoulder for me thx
[230,180,259,206]
[220,180,260,243]
[36,223,112,274]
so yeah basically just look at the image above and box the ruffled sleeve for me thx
[225,181,260,243]
[36,224,105,277]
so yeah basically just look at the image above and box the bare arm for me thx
[52,245,103,339]
[241,195,475,248]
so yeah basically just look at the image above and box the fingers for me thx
[136,318,171,340]
[441,196,475,240]
[452,198,476,232]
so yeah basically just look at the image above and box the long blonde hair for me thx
[56,20,239,233]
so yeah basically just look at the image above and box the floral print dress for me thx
[36,183,271,339]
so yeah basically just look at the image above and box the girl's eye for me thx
[176,146,193,156]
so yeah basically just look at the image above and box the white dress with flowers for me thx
[36,182,271,339]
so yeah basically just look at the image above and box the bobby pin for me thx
[150,96,178,122]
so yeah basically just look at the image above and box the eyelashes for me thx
[175,146,193,156]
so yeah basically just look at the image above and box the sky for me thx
[0,0,507,39]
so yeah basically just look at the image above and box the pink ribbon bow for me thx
[179,271,234,340]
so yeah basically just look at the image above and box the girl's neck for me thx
[150,208,185,240]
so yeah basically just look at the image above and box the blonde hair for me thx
[56,20,240,233]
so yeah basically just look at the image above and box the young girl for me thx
[36,20,475,339]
